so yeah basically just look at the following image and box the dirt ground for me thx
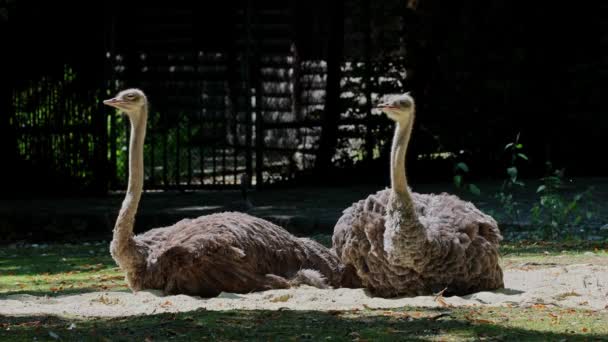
[1,262,606,318]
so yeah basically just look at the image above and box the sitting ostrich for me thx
[104,88,353,297]
[332,93,503,297]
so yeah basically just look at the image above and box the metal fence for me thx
[4,0,607,195]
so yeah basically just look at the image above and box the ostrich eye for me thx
[125,94,137,100]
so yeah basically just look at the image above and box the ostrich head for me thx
[103,88,147,118]
[377,92,415,123]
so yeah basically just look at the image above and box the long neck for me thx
[383,110,427,269]
[124,107,147,208]
[111,105,148,272]
[390,115,414,196]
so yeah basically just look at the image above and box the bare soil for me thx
[1,263,606,318]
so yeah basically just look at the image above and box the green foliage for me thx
[494,192,521,225]
[452,160,481,196]
[502,132,527,189]
[493,133,528,224]
[12,65,105,190]
[492,134,598,240]
[530,164,596,239]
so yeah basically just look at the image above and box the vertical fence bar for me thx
[254,66,264,188]
[363,0,373,163]
[189,13,197,188]
[187,108,193,186]
[109,93,117,188]
[0,11,14,195]
[97,9,116,194]
[212,104,217,185]
[316,0,344,175]
[243,0,254,186]
[200,81,206,185]
[221,62,228,185]
[149,111,156,187]
[227,40,239,185]
[163,120,168,187]
[175,110,181,188]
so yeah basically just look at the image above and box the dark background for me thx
[1,0,606,197]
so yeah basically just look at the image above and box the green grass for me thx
[499,240,608,269]
[500,240,608,256]
[1,239,607,341]
[0,243,126,296]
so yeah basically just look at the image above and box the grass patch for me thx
[500,240,608,268]
[0,242,126,296]
[500,240,608,256]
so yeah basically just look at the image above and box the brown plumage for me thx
[332,93,503,297]
[104,89,354,297]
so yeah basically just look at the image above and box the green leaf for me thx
[504,142,514,150]
[565,201,576,214]
[455,162,469,173]
[468,184,481,196]
[453,175,462,188]
[507,167,518,179]
[517,153,528,160]
[537,185,546,193]
[515,143,523,149]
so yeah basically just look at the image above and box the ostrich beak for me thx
[103,97,124,108]
[377,103,397,110]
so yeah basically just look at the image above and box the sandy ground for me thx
[1,264,607,318]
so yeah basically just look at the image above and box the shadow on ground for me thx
[1,308,605,341]
[2,178,607,243]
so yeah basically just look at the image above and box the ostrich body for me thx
[332,93,503,297]
[104,89,352,297]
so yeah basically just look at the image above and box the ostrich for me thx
[332,93,503,297]
[104,88,352,297]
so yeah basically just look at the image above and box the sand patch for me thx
[1,264,606,318]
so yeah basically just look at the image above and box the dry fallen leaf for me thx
[435,296,452,308]
[429,312,451,321]
[270,294,292,303]
[473,318,494,324]
[160,300,173,308]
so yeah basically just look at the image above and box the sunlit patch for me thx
[416,152,455,160]
[172,206,224,212]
